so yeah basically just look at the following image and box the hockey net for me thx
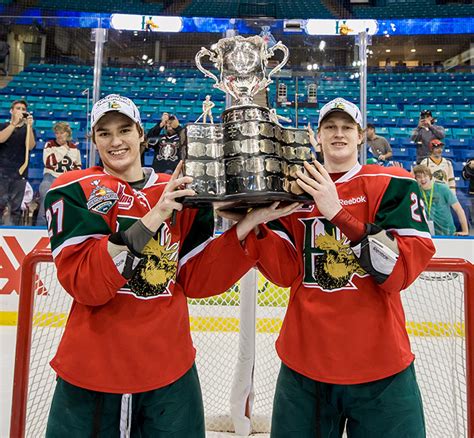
[10,249,474,438]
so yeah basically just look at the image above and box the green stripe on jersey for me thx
[375,177,431,234]
[45,181,112,251]
[179,207,214,259]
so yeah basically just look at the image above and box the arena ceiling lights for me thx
[110,15,183,33]
[305,19,378,36]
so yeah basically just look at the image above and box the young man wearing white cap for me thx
[232,97,436,437]
[43,94,259,437]
[419,138,456,194]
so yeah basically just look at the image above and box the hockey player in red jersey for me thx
[231,98,436,437]
[43,94,260,437]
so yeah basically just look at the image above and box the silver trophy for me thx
[183,35,312,208]
[195,35,289,107]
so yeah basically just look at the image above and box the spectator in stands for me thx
[36,122,82,226]
[366,123,392,164]
[413,164,468,236]
[146,112,183,174]
[411,109,445,164]
[419,139,455,194]
[0,99,36,225]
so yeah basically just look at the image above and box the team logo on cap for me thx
[334,102,345,110]
[108,101,121,109]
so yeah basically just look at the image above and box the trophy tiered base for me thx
[182,106,314,208]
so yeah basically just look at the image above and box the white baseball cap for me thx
[91,94,142,129]
[318,98,363,127]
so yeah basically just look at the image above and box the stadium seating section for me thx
[37,0,163,14]
[0,63,472,192]
[3,0,472,18]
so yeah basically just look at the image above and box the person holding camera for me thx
[411,109,445,164]
[146,112,183,174]
[0,99,36,225]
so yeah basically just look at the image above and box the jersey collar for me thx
[332,162,362,184]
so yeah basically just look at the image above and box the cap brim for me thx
[92,109,139,128]
[319,108,359,126]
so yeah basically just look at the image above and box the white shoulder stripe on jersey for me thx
[117,214,144,220]
[333,162,417,185]
[50,173,106,191]
[52,234,106,259]
[177,236,214,273]
[334,162,362,183]
[348,172,415,183]
[272,229,297,250]
[388,228,432,239]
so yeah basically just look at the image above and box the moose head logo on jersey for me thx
[300,217,367,291]
[128,224,179,298]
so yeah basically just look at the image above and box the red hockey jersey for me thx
[247,163,435,384]
[45,166,257,393]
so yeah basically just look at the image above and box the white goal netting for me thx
[11,254,473,438]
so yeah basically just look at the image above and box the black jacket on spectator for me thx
[146,124,183,175]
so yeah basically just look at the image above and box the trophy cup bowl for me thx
[195,35,289,107]
[183,35,313,209]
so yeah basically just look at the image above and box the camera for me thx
[22,112,30,118]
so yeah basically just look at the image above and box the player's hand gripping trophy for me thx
[182,35,313,208]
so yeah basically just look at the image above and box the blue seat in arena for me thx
[383,117,398,127]
[443,118,464,128]
[35,119,54,130]
[442,148,455,159]
[32,109,54,119]
[453,161,465,173]
[28,152,43,167]
[397,160,415,171]
[376,126,389,135]
[388,137,402,147]
[451,128,472,139]
[143,153,154,167]
[398,118,416,127]
[445,138,470,149]
[389,127,410,138]
[28,167,44,180]
[458,149,472,161]
[391,147,411,159]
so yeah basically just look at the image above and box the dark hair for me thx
[420,109,432,118]
[366,123,375,130]
[11,99,28,109]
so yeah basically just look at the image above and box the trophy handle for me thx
[195,47,220,86]
[267,41,290,80]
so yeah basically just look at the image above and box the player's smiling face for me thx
[317,112,362,171]
[94,112,144,181]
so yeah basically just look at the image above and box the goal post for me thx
[10,250,474,437]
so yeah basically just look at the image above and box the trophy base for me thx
[182,192,313,210]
